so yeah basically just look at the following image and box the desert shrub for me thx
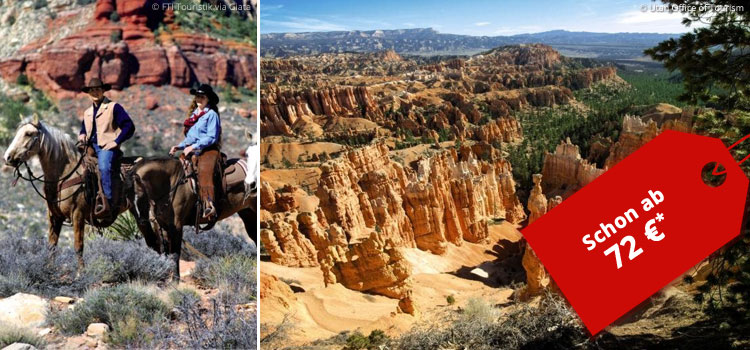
[193,254,256,305]
[102,211,141,241]
[446,295,456,305]
[0,232,173,298]
[0,231,91,298]
[0,324,46,349]
[83,236,173,283]
[398,294,587,350]
[110,30,122,43]
[168,286,201,308]
[153,296,258,349]
[32,89,54,112]
[238,86,255,97]
[172,0,256,44]
[182,228,255,260]
[344,330,390,350]
[15,73,29,86]
[0,94,30,144]
[463,298,497,322]
[49,284,169,346]
[33,0,47,9]
[109,11,120,22]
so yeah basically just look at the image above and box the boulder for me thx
[0,293,49,329]
[86,323,110,338]
[1,343,38,350]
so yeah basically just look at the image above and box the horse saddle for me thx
[183,158,248,195]
[58,156,140,192]
[223,158,248,190]
[59,149,141,222]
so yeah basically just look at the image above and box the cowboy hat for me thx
[190,83,220,106]
[82,78,111,93]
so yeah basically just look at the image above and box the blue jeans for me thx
[92,144,121,201]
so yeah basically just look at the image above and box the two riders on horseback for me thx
[79,79,225,222]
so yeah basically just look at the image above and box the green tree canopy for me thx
[645,0,749,109]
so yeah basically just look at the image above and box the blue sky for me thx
[261,0,694,35]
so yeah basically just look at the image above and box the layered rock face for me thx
[521,174,562,298]
[260,143,526,312]
[260,212,319,267]
[0,0,256,99]
[542,138,605,193]
[261,84,383,136]
[316,143,414,246]
[260,45,618,144]
[605,105,694,168]
[331,232,412,299]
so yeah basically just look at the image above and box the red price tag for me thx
[522,130,748,335]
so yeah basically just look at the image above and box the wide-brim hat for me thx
[82,78,111,93]
[190,83,220,106]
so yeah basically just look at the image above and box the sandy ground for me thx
[261,221,523,346]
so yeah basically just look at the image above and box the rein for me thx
[13,146,87,203]
[10,122,89,219]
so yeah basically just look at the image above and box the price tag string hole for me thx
[702,162,727,187]
[711,132,750,176]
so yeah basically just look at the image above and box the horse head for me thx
[4,114,43,167]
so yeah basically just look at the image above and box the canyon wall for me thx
[542,138,605,192]
[606,105,694,168]
[0,0,256,99]
[260,142,527,312]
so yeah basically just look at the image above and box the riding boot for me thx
[203,199,217,219]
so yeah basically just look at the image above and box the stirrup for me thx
[94,204,111,219]
[202,201,216,219]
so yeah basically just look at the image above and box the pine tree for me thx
[644,0,749,109]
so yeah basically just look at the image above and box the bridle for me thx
[10,122,87,207]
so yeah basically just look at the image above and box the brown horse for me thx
[3,116,153,268]
[131,156,257,279]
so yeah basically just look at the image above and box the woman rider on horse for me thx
[169,84,222,219]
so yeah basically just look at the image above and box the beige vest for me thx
[83,99,121,147]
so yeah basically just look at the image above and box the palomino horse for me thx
[3,116,151,268]
[131,155,257,279]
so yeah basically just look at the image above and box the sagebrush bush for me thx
[193,254,256,305]
[0,232,173,298]
[150,295,257,349]
[0,323,46,349]
[0,231,90,298]
[168,286,201,308]
[182,227,255,260]
[83,237,173,283]
[48,283,170,347]
[398,294,588,350]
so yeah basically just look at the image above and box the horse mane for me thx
[33,119,79,165]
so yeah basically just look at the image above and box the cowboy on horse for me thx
[169,83,222,220]
[77,78,135,218]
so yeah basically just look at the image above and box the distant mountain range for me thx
[261,28,677,60]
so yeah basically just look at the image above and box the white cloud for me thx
[262,17,348,32]
[475,21,491,26]
[403,22,416,27]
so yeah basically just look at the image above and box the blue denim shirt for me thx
[178,107,221,154]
